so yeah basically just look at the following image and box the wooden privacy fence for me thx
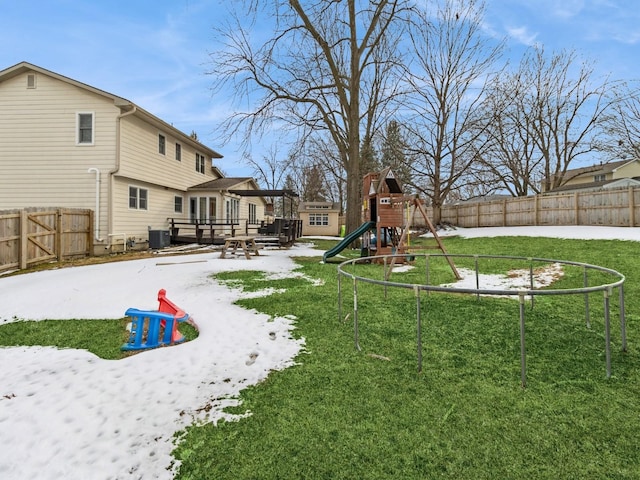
[0,208,93,273]
[416,186,640,229]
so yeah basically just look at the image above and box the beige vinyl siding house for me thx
[543,159,640,193]
[0,61,266,254]
[188,178,267,228]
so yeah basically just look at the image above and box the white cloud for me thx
[506,25,538,46]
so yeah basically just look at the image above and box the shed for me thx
[298,201,342,236]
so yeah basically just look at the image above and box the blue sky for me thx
[1,1,639,178]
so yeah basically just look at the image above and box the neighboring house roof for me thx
[0,61,223,160]
[189,177,257,191]
[550,159,635,185]
[545,177,640,194]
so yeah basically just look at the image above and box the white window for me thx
[174,196,183,214]
[159,134,166,155]
[249,203,257,224]
[199,197,207,223]
[77,112,94,145]
[196,153,206,174]
[226,198,239,223]
[309,213,329,226]
[594,174,606,182]
[129,186,148,210]
[175,143,181,161]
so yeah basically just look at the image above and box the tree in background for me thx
[599,81,640,161]
[478,46,614,194]
[401,0,503,223]
[208,0,410,235]
[471,70,543,196]
[379,120,411,193]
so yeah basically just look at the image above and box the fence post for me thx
[19,209,28,269]
[574,192,580,225]
[629,186,635,227]
[56,209,63,261]
[503,198,507,226]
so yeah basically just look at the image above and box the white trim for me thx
[603,178,640,190]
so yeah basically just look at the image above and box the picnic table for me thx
[219,236,262,260]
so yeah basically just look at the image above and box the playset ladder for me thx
[390,196,461,280]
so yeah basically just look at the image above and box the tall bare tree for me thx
[207,0,410,234]
[599,81,640,161]
[401,0,503,223]
[481,46,614,193]
[303,134,346,209]
[472,71,543,196]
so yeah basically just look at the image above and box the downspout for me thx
[107,105,137,250]
[87,168,102,241]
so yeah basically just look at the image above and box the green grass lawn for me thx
[176,236,640,479]
[1,235,639,479]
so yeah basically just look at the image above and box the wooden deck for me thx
[167,218,303,248]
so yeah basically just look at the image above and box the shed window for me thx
[77,113,94,144]
[309,213,329,226]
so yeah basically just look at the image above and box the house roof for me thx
[545,176,640,194]
[229,189,298,198]
[0,61,223,159]
[299,201,340,211]
[559,159,634,181]
[189,177,257,191]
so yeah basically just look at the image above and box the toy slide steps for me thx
[121,289,191,351]
[322,221,375,263]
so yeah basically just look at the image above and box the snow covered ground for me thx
[1,227,638,479]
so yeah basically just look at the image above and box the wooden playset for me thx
[361,168,460,278]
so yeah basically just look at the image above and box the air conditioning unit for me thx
[149,230,170,249]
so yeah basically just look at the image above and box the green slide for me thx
[322,221,375,263]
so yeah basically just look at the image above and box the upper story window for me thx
[175,143,181,161]
[27,73,37,89]
[196,153,206,174]
[158,134,166,155]
[77,112,94,145]
[594,174,606,182]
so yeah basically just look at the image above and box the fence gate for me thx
[0,208,92,273]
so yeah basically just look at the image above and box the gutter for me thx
[87,168,102,241]
[106,105,137,250]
